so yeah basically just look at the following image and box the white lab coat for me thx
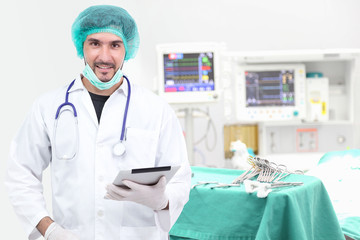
[5,75,191,240]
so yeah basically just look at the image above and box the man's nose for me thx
[98,46,112,62]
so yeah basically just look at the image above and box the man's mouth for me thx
[94,62,115,71]
[96,65,113,69]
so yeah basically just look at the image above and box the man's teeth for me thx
[98,66,111,69]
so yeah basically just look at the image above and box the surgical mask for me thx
[83,63,123,90]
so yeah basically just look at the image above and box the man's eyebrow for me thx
[86,38,100,42]
[86,38,123,45]
[111,40,123,44]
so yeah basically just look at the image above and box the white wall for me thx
[1,0,360,238]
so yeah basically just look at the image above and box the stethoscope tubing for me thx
[120,75,131,142]
[55,79,78,119]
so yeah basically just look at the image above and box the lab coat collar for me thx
[68,74,129,97]
[66,75,98,126]
[115,76,129,97]
[68,74,85,93]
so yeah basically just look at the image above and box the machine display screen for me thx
[245,70,295,107]
[163,52,215,93]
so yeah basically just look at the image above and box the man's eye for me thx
[90,42,99,46]
[112,44,120,48]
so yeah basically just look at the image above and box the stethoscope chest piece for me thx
[113,142,126,157]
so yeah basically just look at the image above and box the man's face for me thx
[83,32,126,82]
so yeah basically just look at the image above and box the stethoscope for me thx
[54,75,131,160]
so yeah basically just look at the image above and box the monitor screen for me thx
[235,64,306,121]
[157,43,221,104]
[246,70,295,107]
[163,52,215,93]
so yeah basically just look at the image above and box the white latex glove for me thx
[44,222,80,240]
[105,176,169,211]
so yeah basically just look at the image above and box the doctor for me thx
[6,5,191,240]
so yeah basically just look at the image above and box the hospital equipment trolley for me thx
[170,167,345,240]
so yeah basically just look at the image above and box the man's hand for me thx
[44,222,80,240]
[105,176,169,211]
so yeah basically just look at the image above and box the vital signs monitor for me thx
[236,64,306,121]
[156,43,221,104]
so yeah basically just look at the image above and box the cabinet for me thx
[221,49,360,169]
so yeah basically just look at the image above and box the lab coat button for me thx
[97,210,104,217]
[98,175,104,182]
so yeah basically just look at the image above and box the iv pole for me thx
[184,108,195,165]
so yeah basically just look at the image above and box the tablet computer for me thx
[113,165,181,187]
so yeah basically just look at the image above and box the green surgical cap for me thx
[71,5,140,60]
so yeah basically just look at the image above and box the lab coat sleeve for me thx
[154,109,192,232]
[5,98,52,240]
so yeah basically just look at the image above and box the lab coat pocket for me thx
[123,127,158,168]
[121,202,160,238]
[122,202,157,227]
